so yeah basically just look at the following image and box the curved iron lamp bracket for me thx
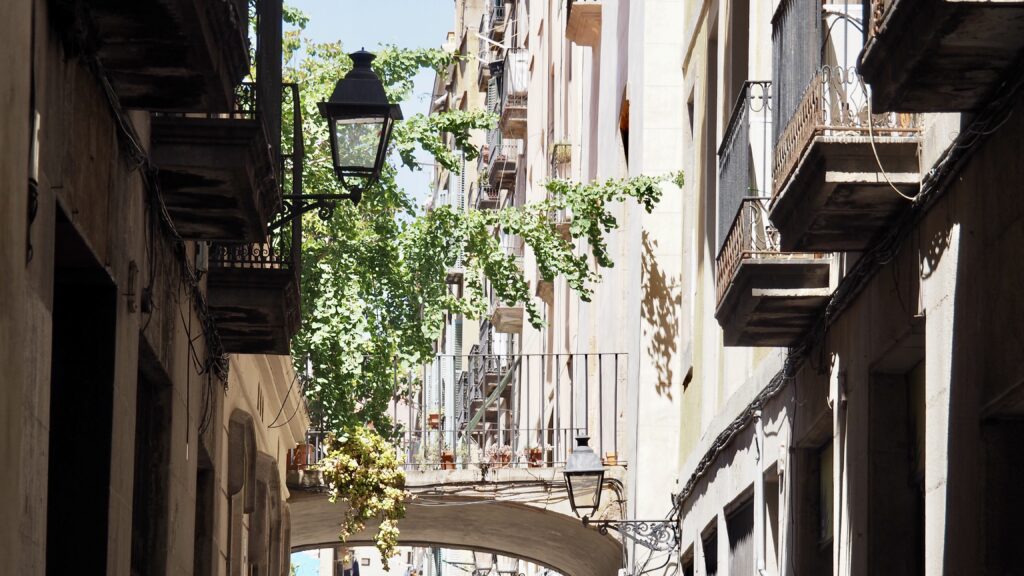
[271,188,365,230]
[582,515,680,552]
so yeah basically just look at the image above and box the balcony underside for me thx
[54,0,247,111]
[501,105,527,139]
[491,305,524,333]
[152,117,277,241]
[861,0,1024,112]
[207,267,299,355]
[716,258,833,347]
[771,138,920,251]
[566,0,602,45]
[489,159,518,191]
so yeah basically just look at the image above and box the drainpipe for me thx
[755,410,766,575]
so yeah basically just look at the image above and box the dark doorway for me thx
[727,499,754,576]
[193,447,216,576]
[47,211,117,575]
[131,343,173,576]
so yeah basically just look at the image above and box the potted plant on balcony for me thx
[486,444,513,468]
[440,441,456,470]
[603,451,618,466]
[524,445,544,468]
[427,409,443,430]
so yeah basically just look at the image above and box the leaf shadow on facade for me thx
[641,231,682,399]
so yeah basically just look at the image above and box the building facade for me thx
[1,0,307,574]
[419,0,1024,575]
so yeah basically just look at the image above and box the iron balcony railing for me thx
[487,133,519,186]
[397,352,627,471]
[490,0,506,29]
[717,81,772,254]
[772,65,919,199]
[210,82,303,285]
[867,0,894,39]
[499,48,528,130]
[475,183,500,209]
[714,198,781,307]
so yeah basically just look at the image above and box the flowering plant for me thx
[486,444,513,460]
[317,425,409,569]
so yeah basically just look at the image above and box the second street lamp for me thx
[563,435,681,553]
[472,551,495,575]
[495,555,523,576]
[562,436,605,519]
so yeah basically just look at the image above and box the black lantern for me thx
[318,49,403,204]
[472,551,496,575]
[563,436,606,520]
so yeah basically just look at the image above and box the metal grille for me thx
[771,0,821,146]
[715,198,781,307]
[401,352,627,471]
[717,81,772,254]
[772,65,919,198]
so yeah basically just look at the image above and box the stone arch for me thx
[289,492,623,576]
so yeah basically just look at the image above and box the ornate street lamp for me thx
[563,436,605,519]
[318,49,402,203]
[278,49,401,227]
[472,551,496,575]
[563,435,681,552]
[495,555,523,576]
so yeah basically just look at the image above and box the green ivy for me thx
[279,4,679,561]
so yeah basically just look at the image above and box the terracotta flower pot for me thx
[603,452,618,466]
[428,413,441,429]
[527,447,544,468]
[440,450,455,470]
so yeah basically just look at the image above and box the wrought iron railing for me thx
[717,81,772,254]
[714,198,781,307]
[487,131,521,185]
[490,0,506,28]
[211,83,303,281]
[500,48,529,124]
[868,0,894,38]
[772,65,918,199]
[475,183,499,209]
[478,13,493,65]
[287,429,328,471]
[397,352,627,471]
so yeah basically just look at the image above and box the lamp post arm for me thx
[582,516,680,552]
[270,192,360,230]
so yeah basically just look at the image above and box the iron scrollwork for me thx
[583,515,680,552]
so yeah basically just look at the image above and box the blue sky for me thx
[291,0,453,207]
[288,2,452,571]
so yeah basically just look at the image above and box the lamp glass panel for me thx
[333,116,385,169]
[568,471,601,512]
[473,551,495,571]
[496,556,518,572]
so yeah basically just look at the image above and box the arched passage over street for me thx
[289,468,625,576]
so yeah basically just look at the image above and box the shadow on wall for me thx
[641,232,681,399]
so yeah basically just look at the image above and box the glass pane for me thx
[333,117,385,169]
[570,473,600,511]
